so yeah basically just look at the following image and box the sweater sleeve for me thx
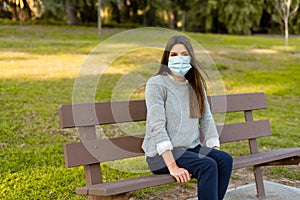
[199,90,220,148]
[145,78,173,155]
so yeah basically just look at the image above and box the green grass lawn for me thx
[0,25,299,199]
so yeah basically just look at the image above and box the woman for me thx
[142,35,233,200]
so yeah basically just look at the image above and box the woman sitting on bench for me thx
[142,35,233,200]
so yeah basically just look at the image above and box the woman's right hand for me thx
[161,150,192,182]
[169,165,192,183]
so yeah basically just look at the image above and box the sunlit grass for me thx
[0,52,84,80]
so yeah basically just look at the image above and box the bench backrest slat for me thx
[64,134,144,168]
[59,93,267,128]
[207,92,266,113]
[218,120,271,143]
[59,100,147,128]
[64,120,271,167]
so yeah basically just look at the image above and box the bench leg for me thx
[88,193,131,200]
[253,166,266,199]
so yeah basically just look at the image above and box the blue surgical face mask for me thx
[168,56,192,77]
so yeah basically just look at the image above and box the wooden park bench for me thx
[59,92,300,200]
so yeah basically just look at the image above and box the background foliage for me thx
[1,0,300,34]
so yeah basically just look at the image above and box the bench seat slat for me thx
[233,148,300,169]
[259,156,300,166]
[76,174,175,196]
[75,148,300,196]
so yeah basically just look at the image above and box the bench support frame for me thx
[245,110,266,198]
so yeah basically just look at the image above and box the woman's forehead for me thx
[170,44,188,52]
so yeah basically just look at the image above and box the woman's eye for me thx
[170,53,177,57]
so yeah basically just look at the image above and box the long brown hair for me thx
[157,35,208,118]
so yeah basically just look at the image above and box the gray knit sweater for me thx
[142,75,220,157]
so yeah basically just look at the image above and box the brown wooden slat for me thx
[64,134,145,167]
[59,93,267,128]
[76,174,175,196]
[233,148,300,169]
[76,187,88,195]
[63,142,97,168]
[207,92,267,114]
[217,120,271,143]
[59,100,147,128]
[258,156,300,166]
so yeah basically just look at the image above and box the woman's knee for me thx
[219,151,233,169]
[187,157,218,178]
[202,158,218,173]
[194,158,218,181]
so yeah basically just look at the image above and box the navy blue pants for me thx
[146,145,233,200]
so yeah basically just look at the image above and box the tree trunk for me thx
[19,0,31,21]
[182,10,186,32]
[168,8,175,29]
[110,1,121,23]
[8,2,18,21]
[284,0,291,46]
[66,0,79,25]
[123,0,130,21]
[131,0,139,23]
[143,0,148,26]
[284,17,289,46]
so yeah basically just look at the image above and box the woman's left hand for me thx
[213,146,220,150]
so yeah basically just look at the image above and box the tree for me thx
[4,0,18,20]
[186,0,266,34]
[273,0,299,46]
[3,0,43,21]
[170,0,190,31]
[185,0,221,33]
[65,0,79,25]
[138,0,171,26]
[79,0,97,23]
[218,0,265,35]
[42,0,65,21]
[122,0,139,23]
